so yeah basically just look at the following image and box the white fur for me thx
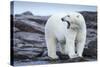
[45,12,86,59]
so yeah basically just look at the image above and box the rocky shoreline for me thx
[11,11,97,66]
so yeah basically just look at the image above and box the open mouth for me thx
[61,18,70,29]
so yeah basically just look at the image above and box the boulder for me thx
[13,27,20,32]
[14,32,45,44]
[14,19,44,34]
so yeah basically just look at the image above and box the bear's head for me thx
[61,12,85,30]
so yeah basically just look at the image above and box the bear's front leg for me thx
[65,40,78,58]
[65,30,78,58]
[76,41,85,57]
[45,35,58,59]
[76,32,86,57]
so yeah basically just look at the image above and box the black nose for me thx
[61,18,64,21]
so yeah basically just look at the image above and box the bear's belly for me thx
[54,30,66,43]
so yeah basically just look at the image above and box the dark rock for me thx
[13,27,20,32]
[36,56,52,61]
[16,43,25,48]
[13,47,20,52]
[88,39,97,49]
[21,43,34,48]
[22,11,34,16]
[14,32,44,43]
[19,47,43,53]
[84,38,97,57]
[83,48,97,59]
[67,57,89,62]
[87,29,97,36]
[42,51,48,57]
[14,54,30,60]
[13,38,24,47]
[15,11,34,20]
[80,11,97,29]
[32,43,46,48]
[85,28,97,47]
[42,51,69,60]
[13,44,44,60]
[14,19,44,34]
[15,14,22,17]
[15,11,49,26]
[21,43,46,48]
[27,16,50,25]
[86,21,97,29]
[80,11,97,22]
[56,51,69,60]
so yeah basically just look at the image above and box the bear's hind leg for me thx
[59,39,66,54]
[59,44,66,54]
[45,35,58,59]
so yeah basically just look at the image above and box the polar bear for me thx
[45,12,86,59]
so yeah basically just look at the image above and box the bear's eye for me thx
[77,15,79,18]
[67,15,70,17]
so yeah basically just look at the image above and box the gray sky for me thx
[12,1,97,16]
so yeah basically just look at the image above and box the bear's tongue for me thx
[66,21,70,29]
